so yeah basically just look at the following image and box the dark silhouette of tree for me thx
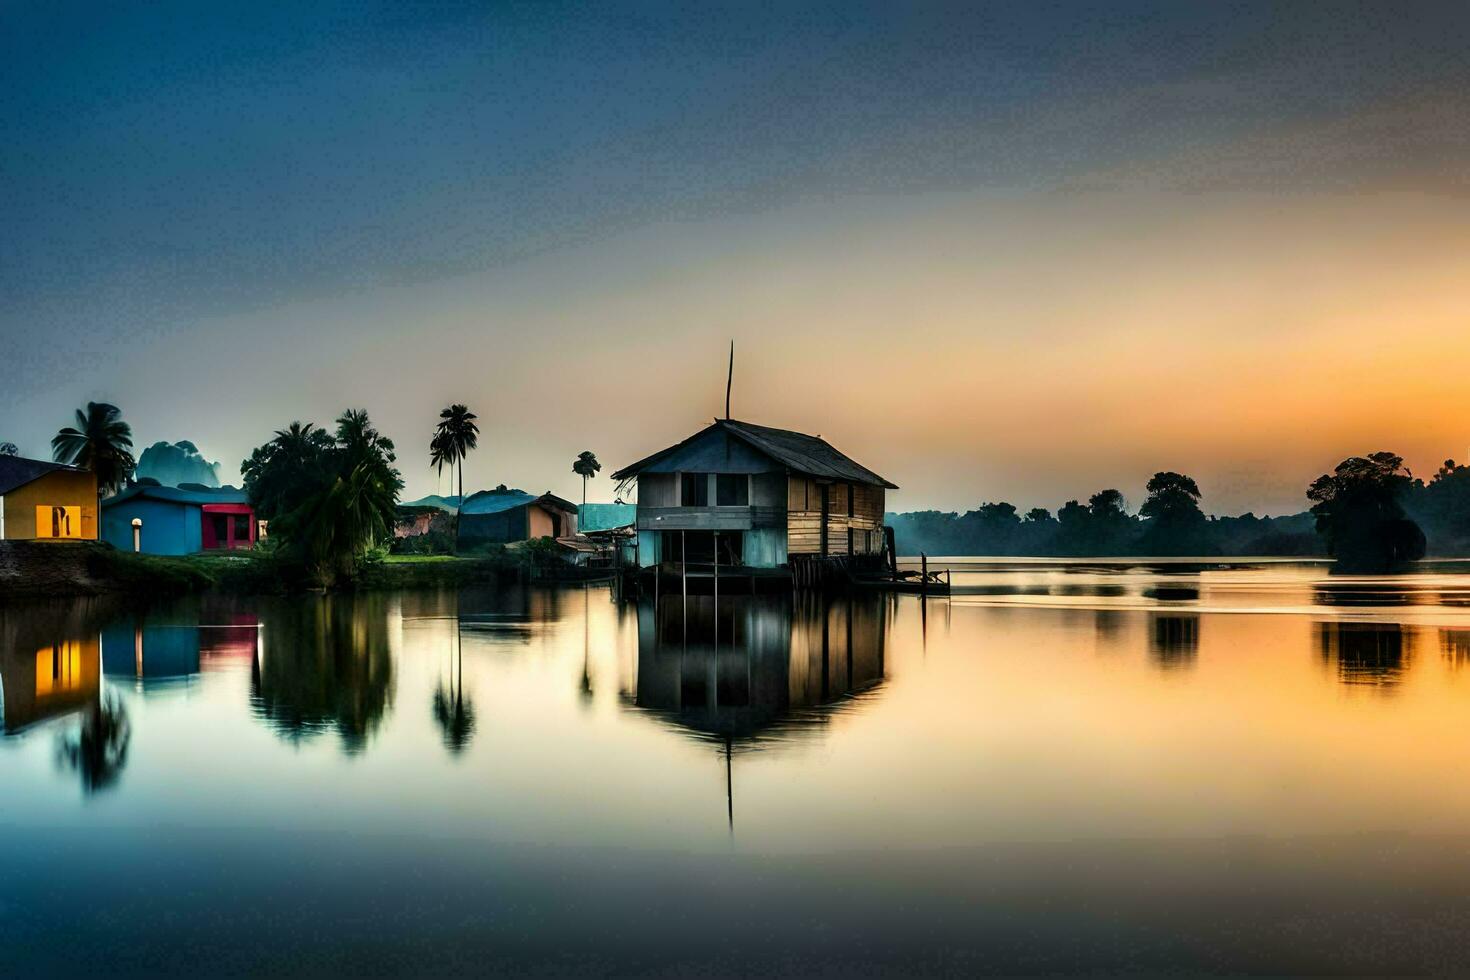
[57,692,131,794]
[1410,459,1470,555]
[243,412,402,586]
[51,401,136,496]
[432,404,479,531]
[0,441,17,456]
[241,421,336,520]
[1307,452,1425,572]
[1139,472,1209,555]
[572,450,601,508]
[1022,507,1054,525]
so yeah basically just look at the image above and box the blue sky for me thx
[4,2,1470,512]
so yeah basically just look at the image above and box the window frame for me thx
[715,473,749,507]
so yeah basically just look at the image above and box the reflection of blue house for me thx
[102,624,201,679]
[101,484,256,555]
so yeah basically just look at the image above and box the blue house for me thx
[101,484,257,555]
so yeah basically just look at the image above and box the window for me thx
[36,506,83,539]
[716,474,748,506]
[680,473,709,507]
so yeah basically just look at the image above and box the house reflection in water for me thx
[628,593,886,747]
[0,604,103,734]
[101,603,260,686]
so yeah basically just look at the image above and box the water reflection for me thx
[628,593,886,748]
[432,598,475,755]
[1314,583,1421,607]
[1442,629,1470,670]
[101,599,260,688]
[1317,622,1411,692]
[56,692,130,794]
[1149,614,1200,671]
[0,603,104,734]
[250,595,395,753]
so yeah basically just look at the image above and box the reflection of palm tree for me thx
[432,595,475,754]
[432,684,476,754]
[579,583,593,706]
[58,691,131,794]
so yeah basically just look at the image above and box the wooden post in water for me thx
[921,552,928,595]
[713,531,719,610]
[681,530,688,607]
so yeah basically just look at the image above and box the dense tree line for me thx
[889,454,1470,567]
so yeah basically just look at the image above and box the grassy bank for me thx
[0,540,538,602]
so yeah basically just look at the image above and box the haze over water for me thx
[8,562,1470,974]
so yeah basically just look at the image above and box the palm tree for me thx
[572,450,601,508]
[432,403,479,528]
[52,402,136,496]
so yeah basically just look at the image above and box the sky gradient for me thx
[4,1,1469,514]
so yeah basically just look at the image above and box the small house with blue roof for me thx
[457,488,579,548]
[101,483,257,555]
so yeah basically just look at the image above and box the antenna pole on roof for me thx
[725,340,734,421]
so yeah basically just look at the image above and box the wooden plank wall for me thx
[787,476,886,557]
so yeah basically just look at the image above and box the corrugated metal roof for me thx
[0,455,88,496]
[102,484,250,508]
[611,419,897,489]
[461,489,538,515]
[462,489,579,516]
[578,503,636,532]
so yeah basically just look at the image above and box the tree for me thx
[0,441,17,456]
[242,411,402,586]
[1307,451,1425,571]
[51,402,136,496]
[1139,472,1209,555]
[432,404,479,527]
[241,422,336,521]
[572,450,601,508]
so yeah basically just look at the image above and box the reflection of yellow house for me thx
[0,455,98,540]
[0,633,101,733]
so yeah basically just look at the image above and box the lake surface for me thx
[8,559,1470,975]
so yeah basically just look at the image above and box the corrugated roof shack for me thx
[457,489,579,549]
[611,419,896,572]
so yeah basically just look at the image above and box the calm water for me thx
[8,560,1470,975]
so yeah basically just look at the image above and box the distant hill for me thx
[400,494,461,512]
[136,440,221,488]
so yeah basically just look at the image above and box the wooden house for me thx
[0,455,99,541]
[611,419,896,570]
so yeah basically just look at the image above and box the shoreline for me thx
[0,540,566,603]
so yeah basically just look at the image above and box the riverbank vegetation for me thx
[889,451,1465,570]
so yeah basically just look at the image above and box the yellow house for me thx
[0,455,99,540]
